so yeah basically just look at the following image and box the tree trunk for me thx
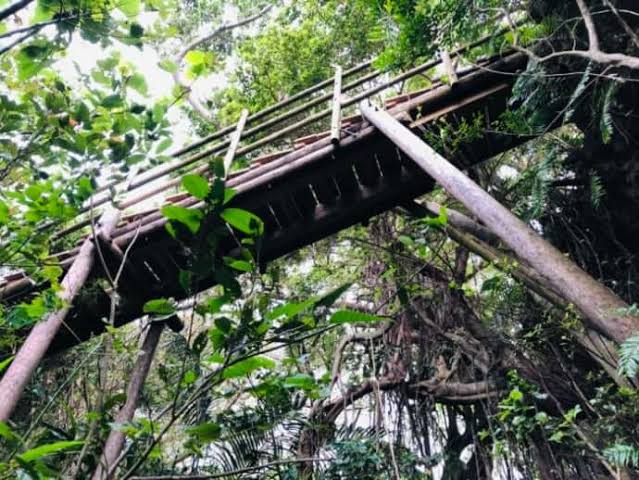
[92,321,165,480]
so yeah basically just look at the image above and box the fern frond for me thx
[599,81,619,144]
[603,444,639,468]
[564,62,592,122]
[618,332,639,378]
[589,172,605,209]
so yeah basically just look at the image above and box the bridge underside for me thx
[42,53,528,352]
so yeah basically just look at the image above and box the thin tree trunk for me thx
[92,321,165,480]
[360,103,639,345]
[0,209,121,422]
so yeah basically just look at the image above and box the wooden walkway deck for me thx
[1,52,528,352]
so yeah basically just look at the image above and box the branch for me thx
[518,0,639,70]
[0,0,34,23]
[172,5,272,123]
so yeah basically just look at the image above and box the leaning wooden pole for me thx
[360,102,639,345]
[0,208,121,422]
[91,321,167,480]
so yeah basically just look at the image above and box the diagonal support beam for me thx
[0,208,122,422]
[360,102,639,345]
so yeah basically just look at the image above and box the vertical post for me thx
[330,65,343,145]
[223,109,249,179]
[91,319,178,480]
[440,50,458,85]
[0,208,122,422]
[359,102,639,345]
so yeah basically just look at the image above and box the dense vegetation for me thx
[1,0,639,478]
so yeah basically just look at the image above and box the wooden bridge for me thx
[1,50,527,353]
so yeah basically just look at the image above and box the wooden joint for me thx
[440,50,459,86]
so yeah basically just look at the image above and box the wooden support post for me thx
[360,102,639,345]
[223,109,249,179]
[330,65,343,145]
[91,319,176,480]
[440,50,458,85]
[0,208,122,422]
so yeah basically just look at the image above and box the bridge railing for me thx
[45,28,512,248]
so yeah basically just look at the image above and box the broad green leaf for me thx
[266,298,316,321]
[161,205,203,234]
[185,50,208,66]
[119,0,141,17]
[186,422,221,442]
[156,138,172,154]
[224,257,253,272]
[283,374,316,390]
[143,298,176,315]
[0,420,21,444]
[329,309,384,325]
[316,282,352,307]
[223,356,276,379]
[128,73,148,95]
[182,174,210,200]
[158,59,178,73]
[220,208,263,236]
[18,440,84,462]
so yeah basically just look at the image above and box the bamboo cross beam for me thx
[359,101,639,346]
[330,65,343,145]
[223,109,249,179]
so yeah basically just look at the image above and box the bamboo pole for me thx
[330,65,343,145]
[91,321,166,480]
[360,102,639,345]
[223,109,249,179]
[0,208,122,421]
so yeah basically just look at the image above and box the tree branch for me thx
[0,0,34,23]
[172,5,272,123]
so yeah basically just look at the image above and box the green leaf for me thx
[0,201,8,223]
[119,0,141,16]
[128,73,148,95]
[182,174,210,200]
[316,282,352,308]
[283,374,316,390]
[161,205,203,234]
[158,59,178,73]
[266,299,316,321]
[185,50,208,66]
[220,208,263,236]
[223,356,276,379]
[0,420,21,444]
[329,309,385,325]
[18,440,84,462]
[0,355,14,374]
[224,258,253,272]
[143,298,176,315]
[186,422,221,442]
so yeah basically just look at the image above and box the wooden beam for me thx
[0,208,122,421]
[360,102,639,346]
[223,109,249,179]
[91,320,166,480]
[330,65,343,145]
